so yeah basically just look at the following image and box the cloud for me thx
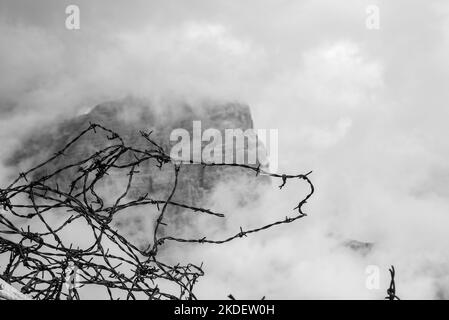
[1,0,449,299]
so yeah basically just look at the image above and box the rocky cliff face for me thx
[8,97,270,214]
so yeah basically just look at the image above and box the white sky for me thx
[1,0,449,299]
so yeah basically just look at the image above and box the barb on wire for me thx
[385,265,400,300]
[0,123,314,300]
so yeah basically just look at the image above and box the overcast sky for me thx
[1,0,449,299]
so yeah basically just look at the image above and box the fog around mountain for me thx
[1,0,449,299]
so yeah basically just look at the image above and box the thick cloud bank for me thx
[1,0,449,299]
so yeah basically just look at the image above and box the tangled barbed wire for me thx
[0,123,314,300]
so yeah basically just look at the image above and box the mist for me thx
[1,0,449,299]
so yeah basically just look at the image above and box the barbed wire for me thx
[0,123,314,300]
[385,265,399,300]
